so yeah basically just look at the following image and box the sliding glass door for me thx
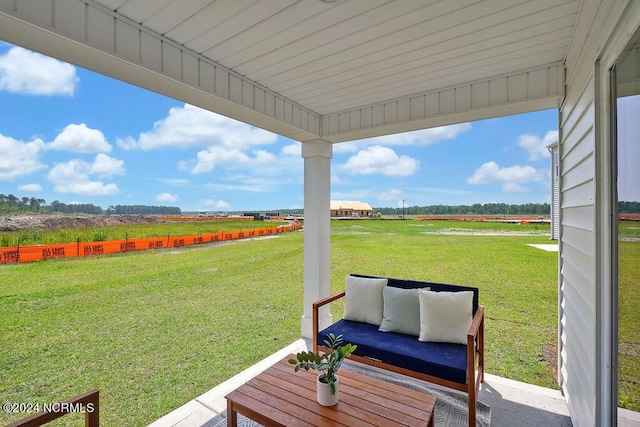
[612,27,640,416]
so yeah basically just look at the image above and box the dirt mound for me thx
[0,215,161,232]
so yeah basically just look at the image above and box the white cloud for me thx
[333,141,360,153]
[191,147,250,174]
[0,134,46,180]
[201,199,231,209]
[343,146,419,177]
[253,150,275,164]
[334,123,472,153]
[47,154,124,195]
[117,104,278,151]
[110,104,301,193]
[0,46,77,95]
[467,161,543,184]
[191,147,276,174]
[281,143,301,156]
[466,161,544,193]
[378,188,404,202]
[90,153,125,178]
[18,183,43,192]
[156,192,178,203]
[518,130,558,161]
[50,123,112,153]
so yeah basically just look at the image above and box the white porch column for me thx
[301,139,333,339]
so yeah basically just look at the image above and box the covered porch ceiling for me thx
[0,0,581,143]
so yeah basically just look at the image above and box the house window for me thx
[612,26,640,415]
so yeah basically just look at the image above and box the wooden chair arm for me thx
[7,389,99,427]
[466,305,485,391]
[467,305,484,341]
[312,291,345,352]
[313,291,346,311]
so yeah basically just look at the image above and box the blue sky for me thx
[0,42,559,212]
[617,95,640,203]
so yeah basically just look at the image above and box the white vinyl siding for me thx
[559,1,636,425]
[560,73,597,427]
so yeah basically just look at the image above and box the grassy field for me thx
[0,218,283,247]
[618,220,640,410]
[0,219,568,425]
[329,220,559,386]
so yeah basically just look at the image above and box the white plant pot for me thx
[316,374,339,406]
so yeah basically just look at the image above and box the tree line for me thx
[106,205,181,215]
[380,201,640,216]
[0,194,180,216]
[259,203,554,216]
[373,203,552,216]
[241,201,640,217]
[2,193,638,216]
[619,201,640,213]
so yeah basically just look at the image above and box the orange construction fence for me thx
[0,222,302,265]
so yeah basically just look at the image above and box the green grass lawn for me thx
[0,218,285,247]
[329,220,558,386]
[618,236,640,410]
[1,219,564,425]
[1,234,305,426]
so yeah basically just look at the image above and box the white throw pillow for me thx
[343,275,388,325]
[418,290,473,344]
[378,287,422,336]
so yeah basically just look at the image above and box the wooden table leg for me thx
[226,399,237,427]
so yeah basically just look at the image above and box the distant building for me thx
[330,201,373,218]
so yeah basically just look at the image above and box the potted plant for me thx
[289,333,357,406]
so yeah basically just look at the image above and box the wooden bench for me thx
[313,274,484,427]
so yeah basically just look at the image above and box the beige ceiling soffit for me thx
[0,1,321,141]
[321,63,563,143]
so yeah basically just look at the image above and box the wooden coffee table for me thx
[225,355,435,426]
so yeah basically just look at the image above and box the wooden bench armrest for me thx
[467,305,484,341]
[7,389,99,427]
[312,291,345,352]
[466,305,485,394]
[313,291,346,310]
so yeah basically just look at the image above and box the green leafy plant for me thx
[92,230,108,242]
[288,333,357,395]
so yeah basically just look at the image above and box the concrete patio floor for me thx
[148,339,639,427]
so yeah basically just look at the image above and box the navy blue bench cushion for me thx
[351,274,479,314]
[319,319,468,385]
